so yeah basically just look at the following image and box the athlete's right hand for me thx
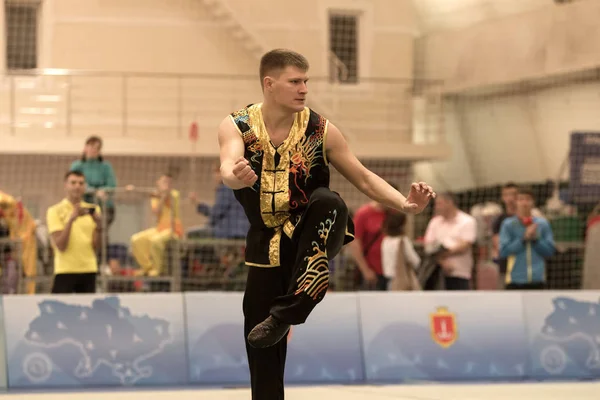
[232,157,258,188]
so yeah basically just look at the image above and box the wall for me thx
[420,0,600,91]
[45,0,254,74]
[0,291,598,389]
[229,0,419,79]
[44,0,417,79]
[415,81,600,192]
[413,0,549,33]
[413,0,600,191]
[0,0,449,160]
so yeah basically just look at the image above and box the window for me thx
[5,0,40,70]
[329,13,358,84]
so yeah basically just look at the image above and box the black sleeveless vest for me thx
[230,103,332,267]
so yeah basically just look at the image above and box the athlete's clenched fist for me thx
[232,157,258,188]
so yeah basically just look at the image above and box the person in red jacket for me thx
[349,181,399,290]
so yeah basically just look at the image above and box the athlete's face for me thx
[265,66,309,113]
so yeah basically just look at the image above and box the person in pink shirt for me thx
[423,192,477,290]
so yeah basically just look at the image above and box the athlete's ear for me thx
[263,76,274,91]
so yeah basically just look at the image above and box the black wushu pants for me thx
[243,187,352,400]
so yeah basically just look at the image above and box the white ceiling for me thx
[412,0,555,33]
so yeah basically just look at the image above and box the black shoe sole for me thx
[247,325,290,349]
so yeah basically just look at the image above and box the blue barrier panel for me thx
[185,292,364,385]
[4,294,188,388]
[185,292,248,385]
[285,292,364,384]
[359,292,529,383]
[523,291,600,380]
[0,297,7,391]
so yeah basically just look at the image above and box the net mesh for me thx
[0,0,597,295]
[414,72,600,291]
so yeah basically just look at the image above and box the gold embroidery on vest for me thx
[247,104,309,266]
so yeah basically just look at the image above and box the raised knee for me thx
[313,188,347,216]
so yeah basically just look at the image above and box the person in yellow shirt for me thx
[131,173,183,277]
[0,190,38,294]
[46,171,102,293]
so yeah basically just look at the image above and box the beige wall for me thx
[229,0,418,79]
[411,0,600,191]
[44,0,417,79]
[46,0,255,74]
[0,0,449,160]
[420,0,600,90]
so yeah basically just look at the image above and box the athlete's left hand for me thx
[403,182,436,214]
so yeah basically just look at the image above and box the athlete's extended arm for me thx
[326,122,435,214]
[217,116,258,190]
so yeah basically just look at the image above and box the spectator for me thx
[349,181,399,290]
[381,212,421,291]
[188,162,249,239]
[500,187,555,290]
[46,171,102,293]
[70,136,117,230]
[423,192,477,290]
[0,190,37,294]
[492,182,519,284]
[131,173,183,277]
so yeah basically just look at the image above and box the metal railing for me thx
[0,69,445,147]
[0,233,587,295]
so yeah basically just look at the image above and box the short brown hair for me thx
[438,191,458,206]
[503,182,519,190]
[518,187,535,199]
[65,170,85,181]
[85,135,102,147]
[259,49,309,87]
[383,212,407,237]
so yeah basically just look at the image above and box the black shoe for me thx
[247,315,291,349]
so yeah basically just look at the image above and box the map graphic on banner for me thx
[569,132,600,203]
[359,293,529,382]
[4,295,188,388]
[525,294,600,379]
[185,292,364,385]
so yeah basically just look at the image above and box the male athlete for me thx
[218,49,435,399]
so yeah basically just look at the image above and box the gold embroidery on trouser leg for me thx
[295,246,329,300]
[295,210,337,300]
[269,227,282,266]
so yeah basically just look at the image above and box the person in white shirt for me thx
[381,212,421,291]
[424,192,477,290]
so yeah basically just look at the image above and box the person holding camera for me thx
[46,170,102,293]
